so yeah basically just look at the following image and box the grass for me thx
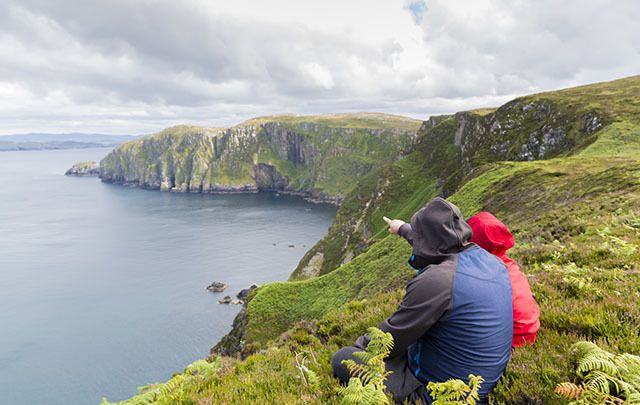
[241,112,423,131]
[108,75,640,404]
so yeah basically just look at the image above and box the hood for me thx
[407,197,473,264]
[468,211,514,261]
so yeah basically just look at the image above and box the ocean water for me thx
[0,148,336,404]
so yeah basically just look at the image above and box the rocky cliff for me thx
[291,81,615,279]
[65,160,100,176]
[99,113,421,204]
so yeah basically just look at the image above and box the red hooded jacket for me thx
[468,212,540,347]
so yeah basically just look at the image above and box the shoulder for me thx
[411,257,457,293]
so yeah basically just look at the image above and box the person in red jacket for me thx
[468,212,540,347]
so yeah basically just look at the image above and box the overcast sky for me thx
[0,0,638,135]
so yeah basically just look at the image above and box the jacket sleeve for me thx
[377,264,454,359]
[398,223,416,246]
[354,333,370,350]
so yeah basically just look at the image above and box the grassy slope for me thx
[291,76,640,280]
[107,76,640,404]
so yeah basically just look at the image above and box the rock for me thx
[218,295,233,304]
[65,161,100,177]
[218,295,244,305]
[253,163,288,191]
[288,244,295,248]
[236,284,258,300]
[206,281,228,293]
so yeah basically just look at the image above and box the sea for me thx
[0,148,336,404]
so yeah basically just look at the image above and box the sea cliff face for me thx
[65,160,100,176]
[99,114,421,204]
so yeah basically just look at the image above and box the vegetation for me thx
[428,375,484,405]
[101,359,221,405]
[339,327,394,405]
[555,341,640,404]
[106,75,640,404]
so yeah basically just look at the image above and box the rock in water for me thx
[236,284,258,300]
[206,281,229,292]
[218,295,233,304]
[65,161,100,177]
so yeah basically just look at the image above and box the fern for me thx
[555,341,640,404]
[101,358,221,404]
[339,327,394,405]
[427,374,484,405]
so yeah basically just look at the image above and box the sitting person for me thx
[468,212,540,347]
[332,198,513,404]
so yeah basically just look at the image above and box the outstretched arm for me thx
[383,216,416,246]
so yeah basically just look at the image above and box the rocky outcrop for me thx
[211,307,248,357]
[99,114,421,204]
[206,281,228,293]
[65,161,100,176]
[253,163,288,191]
[451,99,607,171]
[291,98,610,280]
[218,296,242,305]
[236,284,258,301]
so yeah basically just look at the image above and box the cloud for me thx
[0,0,637,134]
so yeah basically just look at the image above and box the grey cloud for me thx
[0,0,638,134]
[419,0,640,97]
[1,0,387,105]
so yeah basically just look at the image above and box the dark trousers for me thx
[332,346,430,404]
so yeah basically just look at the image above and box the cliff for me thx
[65,160,100,176]
[290,78,621,279]
[103,75,640,405]
[99,113,422,204]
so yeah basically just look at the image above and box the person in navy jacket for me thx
[468,212,540,347]
[332,198,513,404]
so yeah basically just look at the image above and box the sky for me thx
[0,0,638,135]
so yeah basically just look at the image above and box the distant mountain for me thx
[0,133,137,151]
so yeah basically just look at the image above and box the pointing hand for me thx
[383,216,405,235]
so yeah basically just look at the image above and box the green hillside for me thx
[103,75,640,404]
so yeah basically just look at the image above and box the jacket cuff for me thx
[398,223,415,246]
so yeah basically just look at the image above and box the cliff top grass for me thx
[523,74,640,123]
[241,112,423,131]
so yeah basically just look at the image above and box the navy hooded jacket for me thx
[378,198,513,402]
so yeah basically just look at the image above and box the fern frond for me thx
[560,341,640,404]
[428,374,484,404]
[585,370,616,395]
[338,327,393,404]
[555,382,584,399]
[573,342,617,377]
